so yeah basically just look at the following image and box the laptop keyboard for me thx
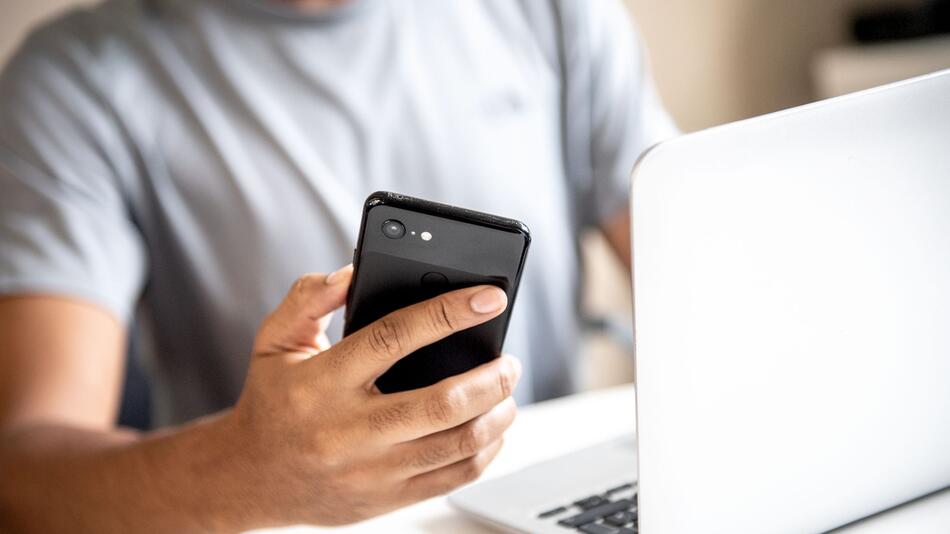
[537,482,638,534]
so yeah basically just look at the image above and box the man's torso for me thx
[68,0,584,423]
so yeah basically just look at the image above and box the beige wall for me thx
[626,0,921,131]
[0,0,92,66]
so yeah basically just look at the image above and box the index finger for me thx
[323,285,508,387]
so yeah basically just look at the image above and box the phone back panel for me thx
[344,193,530,393]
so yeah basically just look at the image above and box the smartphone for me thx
[343,191,531,393]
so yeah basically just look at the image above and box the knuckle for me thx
[291,275,313,297]
[457,421,486,458]
[367,317,405,358]
[459,456,485,484]
[425,385,466,426]
[424,298,457,334]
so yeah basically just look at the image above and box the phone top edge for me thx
[365,191,531,242]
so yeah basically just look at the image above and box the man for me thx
[0,0,676,530]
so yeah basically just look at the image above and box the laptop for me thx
[450,69,950,534]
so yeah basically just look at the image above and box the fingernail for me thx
[470,287,507,314]
[325,264,352,285]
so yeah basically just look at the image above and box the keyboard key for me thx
[573,495,610,510]
[579,524,620,534]
[558,499,633,528]
[538,506,568,519]
[605,483,635,495]
[617,528,637,534]
[603,511,637,526]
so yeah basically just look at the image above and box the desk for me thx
[255,385,950,534]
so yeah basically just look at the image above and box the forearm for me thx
[0,412,265,533]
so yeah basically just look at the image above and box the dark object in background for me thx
[853,0,950,42]
[117,328,152,430]
[118,351,151,430]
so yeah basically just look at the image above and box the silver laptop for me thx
[450,69,950,534]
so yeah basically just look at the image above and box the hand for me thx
[224,265,521,528]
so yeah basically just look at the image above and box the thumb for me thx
[253,264,353,357]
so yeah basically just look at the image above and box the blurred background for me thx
[2,0,949,416]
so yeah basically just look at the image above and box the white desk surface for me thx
[255,384,950,534]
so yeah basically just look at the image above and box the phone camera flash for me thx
[421,231,433,241]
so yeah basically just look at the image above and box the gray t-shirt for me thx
[0,0,676,425]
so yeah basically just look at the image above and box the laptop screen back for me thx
[632,71,950,534]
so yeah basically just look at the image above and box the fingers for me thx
[253,265,353,357]
[402,438,504,503]
[324,285,507,386]
[362,355,522,443]
[389,397,517,477]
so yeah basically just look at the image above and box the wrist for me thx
[146,410,274,533]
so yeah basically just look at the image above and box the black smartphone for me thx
[343,191,531,393]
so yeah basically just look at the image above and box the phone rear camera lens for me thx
[381,219,406,239]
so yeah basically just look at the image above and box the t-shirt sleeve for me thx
[0,32,146,324]
[574,0,680,228]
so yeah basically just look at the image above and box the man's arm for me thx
[0,269,520,532]
[0,296,258,532]
[0,297,125,430]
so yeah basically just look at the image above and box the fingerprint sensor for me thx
[421,272,449,287]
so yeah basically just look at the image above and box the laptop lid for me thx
[631,70,950,534]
